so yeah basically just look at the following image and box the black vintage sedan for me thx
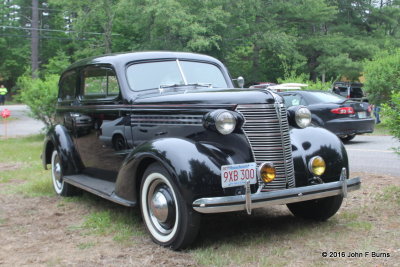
[42,52,361,250]
[278,90,375,142]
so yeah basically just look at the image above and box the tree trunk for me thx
[31,0,39,78]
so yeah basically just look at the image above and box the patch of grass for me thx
[377,185,400,206]
[345,221,373,231]
[11,174,54,197]
[77,242,95,250]
[0,134,44,183]
[0,134,54,197]
[339,211,359,221]
[81,209,144,243]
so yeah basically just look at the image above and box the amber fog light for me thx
[309,156,326,176]
[259,162,276,183]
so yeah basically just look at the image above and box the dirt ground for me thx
[0,172,399,267]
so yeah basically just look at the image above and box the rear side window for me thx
[338,87,348,96]
[81,67,120,99]
[350,88,364,98]
[59,71,77,101]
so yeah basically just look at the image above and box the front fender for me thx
[42,125,83,175]
[114,135,253,205]
[290,126,349,187]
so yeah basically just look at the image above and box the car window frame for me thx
[78,64,121,103]
[58,69,78,103]
[125,59,230,92]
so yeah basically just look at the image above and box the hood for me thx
[130,88,280,108]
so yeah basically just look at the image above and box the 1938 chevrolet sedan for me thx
[42,51,361,250]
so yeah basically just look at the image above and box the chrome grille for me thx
[236,104,295,191]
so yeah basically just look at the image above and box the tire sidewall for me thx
[51,150,64,195]
[140,164,182,246]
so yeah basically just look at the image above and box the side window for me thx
[82,67,120,99]
[59,71,76,101]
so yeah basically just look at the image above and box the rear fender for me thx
[42,125,84,175]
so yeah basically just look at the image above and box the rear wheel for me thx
[340,134,356,143]
[112,134,127,151]
[51,150,79,196]
[140,163,200,250]
[287,195,343,221]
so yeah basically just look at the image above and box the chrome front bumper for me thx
[193,168,361,214]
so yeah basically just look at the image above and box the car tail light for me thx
[367,105,372,113]
[331,107,355,114]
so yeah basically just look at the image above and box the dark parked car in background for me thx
[331,82,367,102]
[278,90,375,142]
[42,52,361,250]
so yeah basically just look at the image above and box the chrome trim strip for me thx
[192,177,361,214]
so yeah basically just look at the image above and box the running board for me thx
[63,174,136,207]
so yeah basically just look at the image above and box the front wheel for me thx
[140,163,200,250]
[287,195,343,221]
[51,150,79,196]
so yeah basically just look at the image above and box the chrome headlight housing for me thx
[295,107,311,128]
[287,106,312,128]
[216,111,236,135]
[204,110,242,135]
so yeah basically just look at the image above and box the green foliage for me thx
[16,74,59,129]
[42,51,71,76]
[2,0,400,89]
[382,92,400,153]
[364,49,400,105]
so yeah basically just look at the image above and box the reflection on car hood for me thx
[132,88,280,106]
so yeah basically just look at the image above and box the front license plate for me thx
[221,162,257,188]
[358,112,366,118]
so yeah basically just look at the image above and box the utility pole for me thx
[31,0,39,78]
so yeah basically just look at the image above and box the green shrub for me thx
[382,92,400,153]
[364,49,400,105]
[17,74,59,129]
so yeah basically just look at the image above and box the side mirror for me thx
[237,76,244,88]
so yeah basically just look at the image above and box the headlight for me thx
[204,110,242,135]
[216,111,236,135]
[295,107,311,128]
[308,156,326,176]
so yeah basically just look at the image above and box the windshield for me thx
[307,91,347,103]
[126,60,228,91]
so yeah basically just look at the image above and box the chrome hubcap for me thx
[54,162,61,182]
[150,191,169,223]
[147,180,176,235]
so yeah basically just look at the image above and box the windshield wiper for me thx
[159,83,212,89]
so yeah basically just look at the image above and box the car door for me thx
[72,65,130,181]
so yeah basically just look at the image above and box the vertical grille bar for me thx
[236,104,295,191]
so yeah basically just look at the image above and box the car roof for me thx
[65,51,224,71]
